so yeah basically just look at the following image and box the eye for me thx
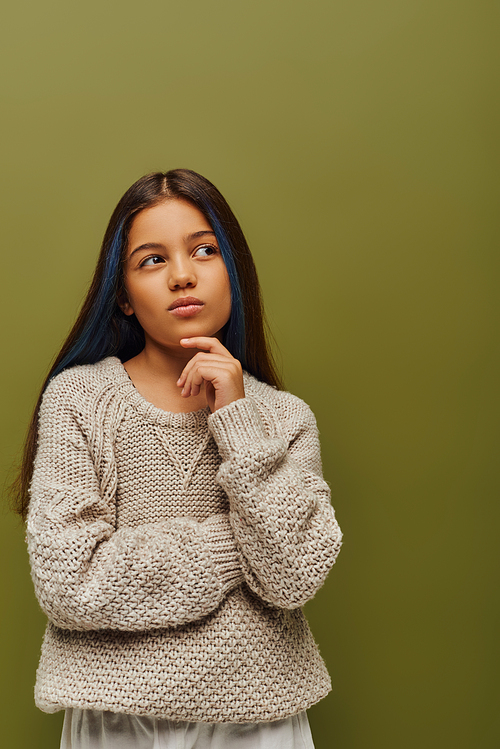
[194,244,218,258]
[140,255,165,266]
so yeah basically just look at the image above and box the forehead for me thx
[127,199,212,251]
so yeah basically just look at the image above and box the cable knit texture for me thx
[27,356,342,723]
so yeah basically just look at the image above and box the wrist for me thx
[208,397,267,459]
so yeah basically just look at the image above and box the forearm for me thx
[209,396,343,608]
[28,494,243,631]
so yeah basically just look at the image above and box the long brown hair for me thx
[11,169,282,521]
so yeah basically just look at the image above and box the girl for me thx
[16,169,342,749]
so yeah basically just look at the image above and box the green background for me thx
[1,1,498,747]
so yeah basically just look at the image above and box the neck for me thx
[122,339,208,413]
[131,341,196,382]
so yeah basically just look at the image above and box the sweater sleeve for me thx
[26,379,244,632]
[207,394,342,610]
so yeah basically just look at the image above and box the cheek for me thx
[220,274,232,317]
[119,278,135,315]
[125,274,158,304]
[219,263,231,296]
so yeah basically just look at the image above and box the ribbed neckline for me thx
[97,356,211,429]
[96,355,267,429]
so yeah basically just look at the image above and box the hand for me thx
[177,337,245,413]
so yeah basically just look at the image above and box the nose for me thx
[168,257,197,290]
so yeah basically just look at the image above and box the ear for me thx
[117,287,134,316]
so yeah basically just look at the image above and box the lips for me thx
[168,296,204,310]
[168,296,205,318]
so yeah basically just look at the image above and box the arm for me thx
[27,378,243,632]
[208,394,343,610]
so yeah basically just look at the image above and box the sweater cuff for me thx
[207,397,267,462]
[202,514,244,595]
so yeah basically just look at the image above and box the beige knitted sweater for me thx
[27,356,342,723]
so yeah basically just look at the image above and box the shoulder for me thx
[242,372,319,440]
[41,357,126,414]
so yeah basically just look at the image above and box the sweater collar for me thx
[94,356,264,429]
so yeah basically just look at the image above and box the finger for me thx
[180,363,224,397]
[177,353,236,388]
[181,368,205,398]
[180,337,231,356]
[181,360,233,397]
[184,363,245,411]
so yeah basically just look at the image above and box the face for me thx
[120,199,232,353]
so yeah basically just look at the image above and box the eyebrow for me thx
[127,231,216,260]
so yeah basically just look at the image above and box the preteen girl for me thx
[15,169,343,748]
